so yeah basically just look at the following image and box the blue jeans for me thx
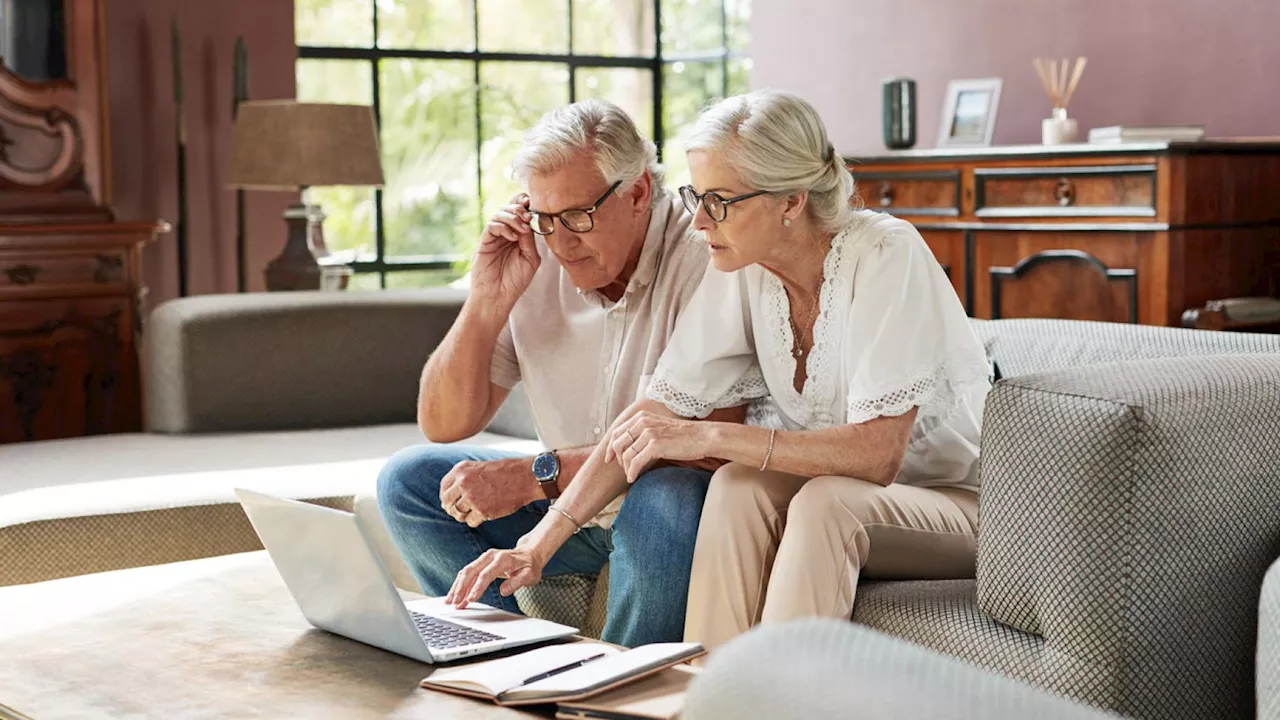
[376,444,711,647]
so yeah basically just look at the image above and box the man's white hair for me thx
[686,89,856,233]
[512,99,665,206]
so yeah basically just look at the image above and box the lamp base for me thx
[265,203,321,291]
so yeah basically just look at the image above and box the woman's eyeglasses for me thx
[529,181,621,236]
[679,185,768,222]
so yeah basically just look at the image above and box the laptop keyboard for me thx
[410,611,505,649]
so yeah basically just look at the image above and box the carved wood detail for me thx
[0,68,84,192]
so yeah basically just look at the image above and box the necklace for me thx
[787,288,821,360]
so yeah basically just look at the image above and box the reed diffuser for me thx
[1034,56,1087,145]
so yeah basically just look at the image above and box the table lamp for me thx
[226,101,383,291]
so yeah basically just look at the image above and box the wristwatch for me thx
[532,450,561,500]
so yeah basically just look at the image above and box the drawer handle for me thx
[4,264,39,285]
[877,182,894,207]
[1054,178,1075,207]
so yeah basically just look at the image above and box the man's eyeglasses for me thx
[679,185,768,222]
[530,181,622,236]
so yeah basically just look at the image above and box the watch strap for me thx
[536,450,561,501]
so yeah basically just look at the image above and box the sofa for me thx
[0,291,533,587]
[4,290,1280,719]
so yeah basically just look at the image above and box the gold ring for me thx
[624,429,636,443]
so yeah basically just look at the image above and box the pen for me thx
[520,653,607,686]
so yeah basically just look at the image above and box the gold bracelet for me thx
[548,503,582,534]
[760,428,777,471]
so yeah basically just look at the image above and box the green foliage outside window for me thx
[296,0,750,288]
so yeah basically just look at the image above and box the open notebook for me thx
[421,642,704,707]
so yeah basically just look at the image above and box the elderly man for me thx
[377,100,733,647]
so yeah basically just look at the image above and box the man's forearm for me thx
[547,445,593,494]
[419,298,512,441]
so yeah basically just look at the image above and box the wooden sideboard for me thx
[846,143,1280,325]
[0,0,167,443]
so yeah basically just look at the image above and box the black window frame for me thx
[296,0,747,287]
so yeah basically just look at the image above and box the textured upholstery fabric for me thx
[0,496,348,587]
[145,290,469,433]
[1261,558,1280,719]
[513,568,610,639]
[970,317,1280,377]
[974,353,1280,719]
[853,580,1049,685]
[684,619,1120,720]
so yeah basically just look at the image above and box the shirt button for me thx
[593,427,602,435]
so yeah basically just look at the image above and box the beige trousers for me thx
[684,463,980,650]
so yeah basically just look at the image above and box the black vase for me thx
[882,78,916,150]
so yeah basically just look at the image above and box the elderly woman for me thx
[446,90,991,651]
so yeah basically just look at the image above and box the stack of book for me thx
[1088,125,1205,144]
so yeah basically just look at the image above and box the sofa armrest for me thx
[976,353,1280,719]
[683,619,1120,719]
[145,290,466,433]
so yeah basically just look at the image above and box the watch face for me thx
[532,452,559,482]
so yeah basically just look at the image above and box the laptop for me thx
[235,488,578,664]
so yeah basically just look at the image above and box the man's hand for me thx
[439,458,540,527]
[606,412,714,484]
[471,193,541,310]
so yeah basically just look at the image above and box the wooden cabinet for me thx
[919,229,967,311]
[0,0,166,443]
[847,144,1280,326]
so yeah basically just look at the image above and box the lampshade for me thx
[226,101,384,190]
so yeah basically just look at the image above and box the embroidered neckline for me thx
[763,218,863,428]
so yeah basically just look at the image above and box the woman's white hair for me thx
[512,99,664,206]
[687,89,856,233]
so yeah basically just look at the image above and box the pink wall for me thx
[105,0,297,306]
[751,0,1280,154]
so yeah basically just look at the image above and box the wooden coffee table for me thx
[0,552,550,719]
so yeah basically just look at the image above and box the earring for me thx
[783,218,792,227]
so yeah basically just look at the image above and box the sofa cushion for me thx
[855,580,1129,715]
[1,424,429,495]
[0,424,540,586]
[969,318,1280,377]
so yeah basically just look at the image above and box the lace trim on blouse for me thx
[646,362,769,419]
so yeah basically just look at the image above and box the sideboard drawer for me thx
[0,250,129,294]
[974,164,1157,218]
[851,171,960,216]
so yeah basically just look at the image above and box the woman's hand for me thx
[447,544,545,609]
[606,411,713,483]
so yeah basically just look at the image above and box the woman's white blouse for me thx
[645,210,992,490]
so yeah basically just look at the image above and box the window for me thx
[296,0,751,288]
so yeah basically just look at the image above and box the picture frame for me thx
[937,78,1002,147]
